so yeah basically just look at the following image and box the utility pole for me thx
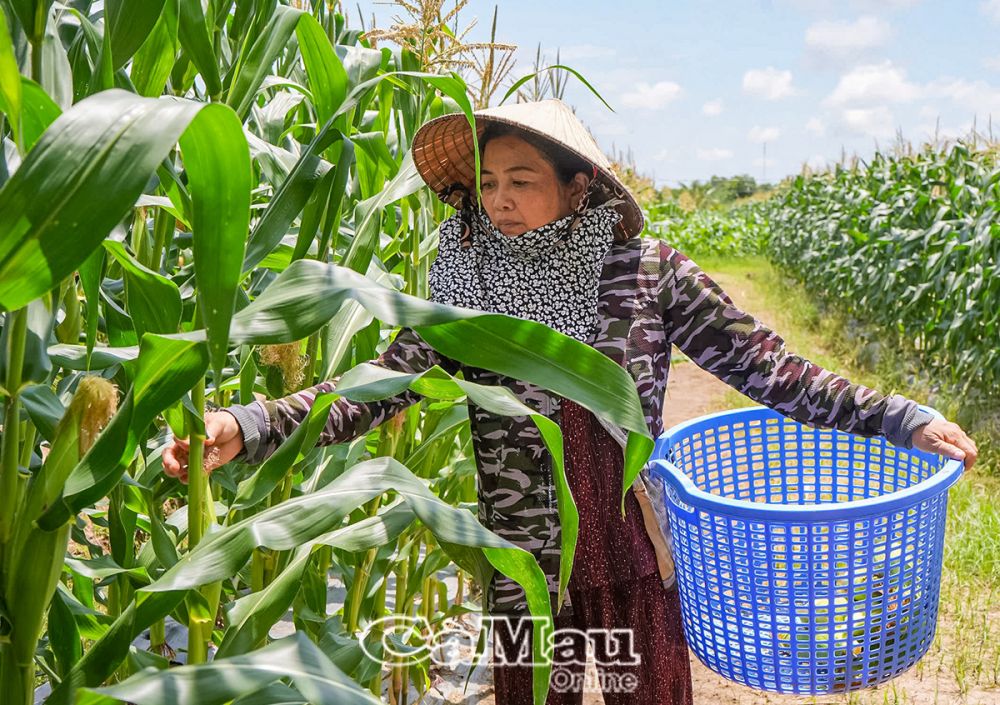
[762,142,767,183]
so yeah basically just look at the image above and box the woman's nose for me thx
[493,184,515,209]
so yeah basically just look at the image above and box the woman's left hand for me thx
[911,418,979,471]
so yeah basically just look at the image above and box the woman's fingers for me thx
[952,431,978,470]
[937,440,966,462]
[939,421,977,470]
[168,450,190,484]
[164,412,244,482]
[924,420,979,471]
[162,443,187,478]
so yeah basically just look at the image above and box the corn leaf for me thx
[0,89,250,314]
[83,633,379,705]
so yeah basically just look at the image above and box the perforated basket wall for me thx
[648,406,963,695]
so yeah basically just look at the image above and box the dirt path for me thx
[422,266,1000,705]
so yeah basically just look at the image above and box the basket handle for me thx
[649,459,699,519]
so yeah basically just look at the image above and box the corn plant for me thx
[766,142,1000,396]
[0,3,654,705]
[645,200,771,257]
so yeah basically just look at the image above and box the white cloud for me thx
[743,67,796,100]
[620,81,682,109]
[825,66,1000,111]
[841,106,896,138]
[984,55,1000,72]
[804,16,893,63]
[702,99,724,116]
[824,61,921,107]
[982,0,1000,23]
[697,148,733,161]
[553,44,617,61]
[925,77,1000,118]
[821,64,1000,139]
[805,117,826,136]
[653,148,673,162]
[748,125,781,143]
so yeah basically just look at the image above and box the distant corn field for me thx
[766,142,1000,395]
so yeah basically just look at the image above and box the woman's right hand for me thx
[162,410,245,483]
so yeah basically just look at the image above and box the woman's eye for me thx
[481,182,496,190]
[512,180,528,187]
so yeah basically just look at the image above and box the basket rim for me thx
[649,405,965,521]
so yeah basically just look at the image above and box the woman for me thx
[164,99,979,704]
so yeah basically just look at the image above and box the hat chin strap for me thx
[437,182,483,250]
[566,183,594,235]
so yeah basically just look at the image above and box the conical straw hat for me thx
[411,99,644,239]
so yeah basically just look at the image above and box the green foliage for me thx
[766,142,1000,395]
[0,3,644,705]
[644,201,772,257]
[648,174,774,211]
[687,173,769,204]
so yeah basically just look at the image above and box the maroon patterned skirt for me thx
[491,399,694,704]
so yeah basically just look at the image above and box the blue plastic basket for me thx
[648,405,964,695]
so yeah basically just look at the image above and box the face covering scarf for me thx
[428,204,623,342]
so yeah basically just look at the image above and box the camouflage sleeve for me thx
[657,243,935,448]
[227,328,452,464]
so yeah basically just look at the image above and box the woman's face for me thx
[479,134,589,237]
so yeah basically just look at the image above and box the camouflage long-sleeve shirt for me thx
[226,238,935,614]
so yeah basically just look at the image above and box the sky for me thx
[351,0,1000,187]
